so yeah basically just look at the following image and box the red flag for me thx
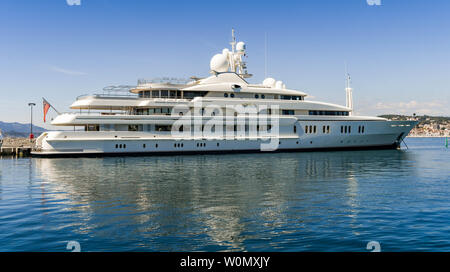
[43,99,51,123]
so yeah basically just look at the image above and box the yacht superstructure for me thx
[32,31,417,157]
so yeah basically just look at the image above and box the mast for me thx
[345,64,353,115]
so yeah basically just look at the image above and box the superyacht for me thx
[32,31,417,157]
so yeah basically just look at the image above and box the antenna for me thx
[265,32,268,78]
[231,28,236,53]
[344,62,353,115]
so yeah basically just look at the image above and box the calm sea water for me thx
[0,137,449,252]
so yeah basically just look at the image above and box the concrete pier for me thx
[0,138,34,157]
[0,146,32,157]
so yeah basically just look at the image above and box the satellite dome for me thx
[222,48,230,55]
[210,53,229,72]
[275,80,284,89]
[262,77,276,87]
[236,41,246,52]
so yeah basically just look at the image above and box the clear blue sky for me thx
[1,0,449,128]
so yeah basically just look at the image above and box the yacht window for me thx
[323,126,326,133]
[305,126,309,134]
[341,126,344,133]
[128,125,139,131]
[123,144,126,148]
[344,126,347,133]
[224,93,229,98]
[327,126,330,133]
[183,91,208,99]
[138,92,144,98]
[115,144,118,149]
[162,108,171,115]
[152,90,159,98]
[160,90,169,98]
[348,126,351,133]
[155,125,172,131]
[313,126,317,133]
[144,91,151,98]
[230,93,235,98]
[294,126,297,133]
[86,125,99,131]
[255,94,259,98]
[261,94,265,99]
[282,110,294,115]
[309,110,349,116]
[362,126,365,133]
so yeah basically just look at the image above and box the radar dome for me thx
[210,53,229,72]
[275,81,284,89]
[236,41,246,52]
[263,77,276,87]
[222,48,230,55]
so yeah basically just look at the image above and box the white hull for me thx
[32,120,416,157]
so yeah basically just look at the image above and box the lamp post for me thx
[28,103,36,141]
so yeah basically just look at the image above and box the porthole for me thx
[230,93,235,98]
[181,143,184,147]
[143,144,146,148]
[155,144,158,148]
[224,93,228,97]
[261,94,265,99]
[217,143,219,147]
[174,143,177,148]
[115,144,118,149]
[255,94,259,98]
[123,144,126,148]
[119,144,122,148]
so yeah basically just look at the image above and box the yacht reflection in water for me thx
[33,150,415,251]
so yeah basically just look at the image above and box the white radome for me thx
[262,77,276,87]
[236,41,246,52]
[275,80,284,89]
[210,53,229,72]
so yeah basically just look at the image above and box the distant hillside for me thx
[0,121,46,138]
[378,114,450,124]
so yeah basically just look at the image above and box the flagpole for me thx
[28,102,36,141]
